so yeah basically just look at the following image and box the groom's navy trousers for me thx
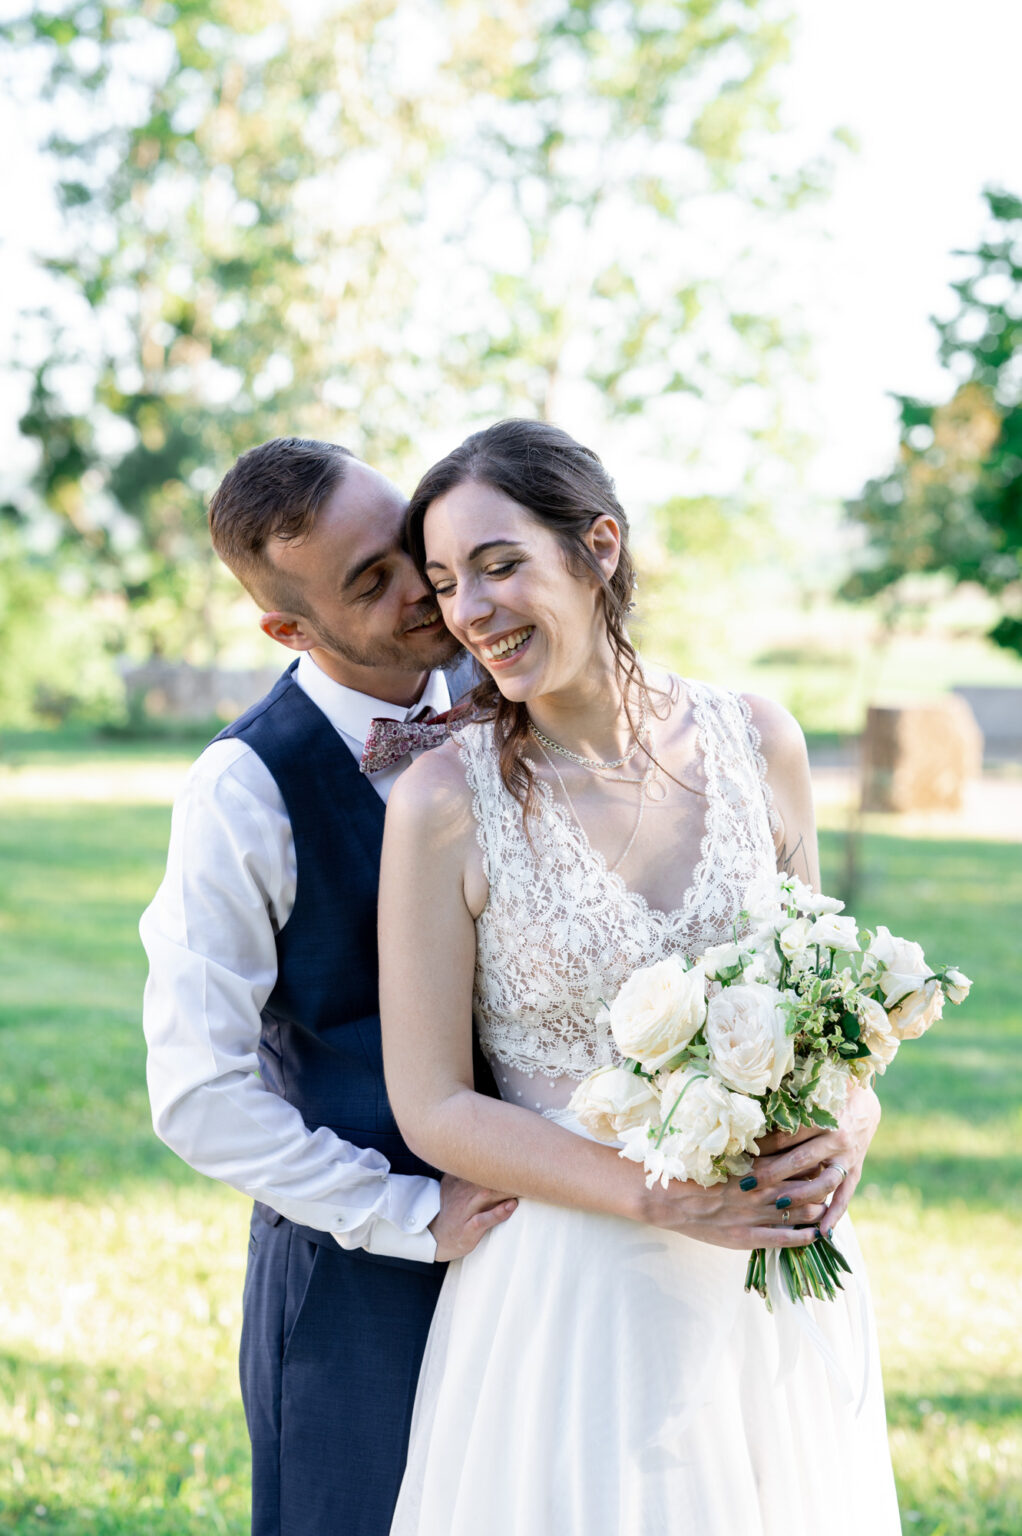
[216,665,464,1536]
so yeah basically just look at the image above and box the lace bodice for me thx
[454,681,781,1113]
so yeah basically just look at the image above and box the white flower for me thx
[618,1123,712,1189]
[778,916,814,961]
[742,872,788,925]
[786,874,846,916]
[887,977,944,1040]
[622,1068,766,1188]
[606,955,707,1071]
[867,926,932,1007]
[569,1065,660,1142]
[700,940,745,980]
[808,1057,851,1118]
[705,983,794,1097]
[744,943,782,985]
[858,995,900,1071]
[944,968,973,1005]
[810,912,861,952]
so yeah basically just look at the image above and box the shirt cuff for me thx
[332,1174,442,1263]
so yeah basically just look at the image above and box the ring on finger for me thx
[828,1162,849,1181]
[780,1208,790,1225]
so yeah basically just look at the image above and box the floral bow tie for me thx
[359,710,455,775]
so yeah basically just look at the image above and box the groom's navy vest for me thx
[215,661,439,1190]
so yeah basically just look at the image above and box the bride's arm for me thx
[379,744,651,1218]
[379,742,827,1251]
[742,694,881,1229]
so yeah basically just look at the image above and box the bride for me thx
[378,419,900,1535]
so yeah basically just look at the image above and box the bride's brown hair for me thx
[405,418,649,818]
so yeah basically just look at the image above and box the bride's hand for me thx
[751,1081,882,1237]
[640,1083,880,1248]
[641,1167,834,1250]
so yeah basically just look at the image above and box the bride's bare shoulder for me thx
[383,737,477,844]
[739,692,808,762]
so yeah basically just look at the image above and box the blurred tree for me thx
[2,0,820,671]
[3,0,438,661]
[841,188,1022,655]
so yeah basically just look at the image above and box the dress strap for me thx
[732,691,783,838]
[451,721,501,884]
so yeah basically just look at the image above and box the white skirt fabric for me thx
[391,1112,901,1536]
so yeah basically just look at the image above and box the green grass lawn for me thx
[0,754,1019,1534]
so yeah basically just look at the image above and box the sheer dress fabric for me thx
[389,682,901,1536]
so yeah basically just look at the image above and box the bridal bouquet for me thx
[569,870,972,1307]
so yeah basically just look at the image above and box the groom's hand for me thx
[429,1175,517,1262]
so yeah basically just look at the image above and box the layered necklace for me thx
[528,692,665,874]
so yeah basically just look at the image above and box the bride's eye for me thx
[486,560,521,578]
[432,582,455,598]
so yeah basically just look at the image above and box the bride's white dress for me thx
[391,683,901,1536]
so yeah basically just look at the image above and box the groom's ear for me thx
[260,611,316,652]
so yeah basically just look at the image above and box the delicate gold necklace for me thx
[528,694,648,771]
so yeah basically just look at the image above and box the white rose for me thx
[607,955,707,1071]
[705,983,794,1096]
[858,995,900,1071]
[810,912,861,952]
[778,916,813,961]
[887,977,944,1040]
[569,1065,660,1142]
[868,926,931,1007]
[944,968,973,1005]
[808,1057,851,1118]
[700,940,745,980]
[634,1068,766,1188]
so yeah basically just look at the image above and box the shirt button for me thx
[404,1217,417,1230]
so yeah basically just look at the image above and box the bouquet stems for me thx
[744,1230,852,1308]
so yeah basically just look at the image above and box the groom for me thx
[141,437,515,1536]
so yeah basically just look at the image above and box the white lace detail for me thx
[454,681,780,1109]
[735,691,783,838]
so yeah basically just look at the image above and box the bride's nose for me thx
[449,576,494,636]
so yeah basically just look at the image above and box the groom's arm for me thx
[141,737,444,1261]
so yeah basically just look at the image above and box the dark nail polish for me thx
[739,1175,758,1191]
[775,1196,792,1209]
[827,1227,834,1240]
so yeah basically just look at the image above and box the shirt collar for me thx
[295,652,452,746]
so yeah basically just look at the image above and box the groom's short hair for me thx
[208,437,354,612]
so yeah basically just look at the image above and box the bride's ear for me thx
[585,515,621,584]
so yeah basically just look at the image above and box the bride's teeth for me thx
[483,627,532,660]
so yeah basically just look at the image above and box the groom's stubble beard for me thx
[305,598,463,675]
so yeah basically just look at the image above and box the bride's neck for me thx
[525,656,640,763]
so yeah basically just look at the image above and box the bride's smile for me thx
[422,477,632,753]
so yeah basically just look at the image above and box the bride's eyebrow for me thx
[424,539,521,572]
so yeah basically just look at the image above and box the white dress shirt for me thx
[140,652,452,1262]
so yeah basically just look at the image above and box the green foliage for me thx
[1,0,817,670]
[842,188,1022,654]
[0,533,124,727]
